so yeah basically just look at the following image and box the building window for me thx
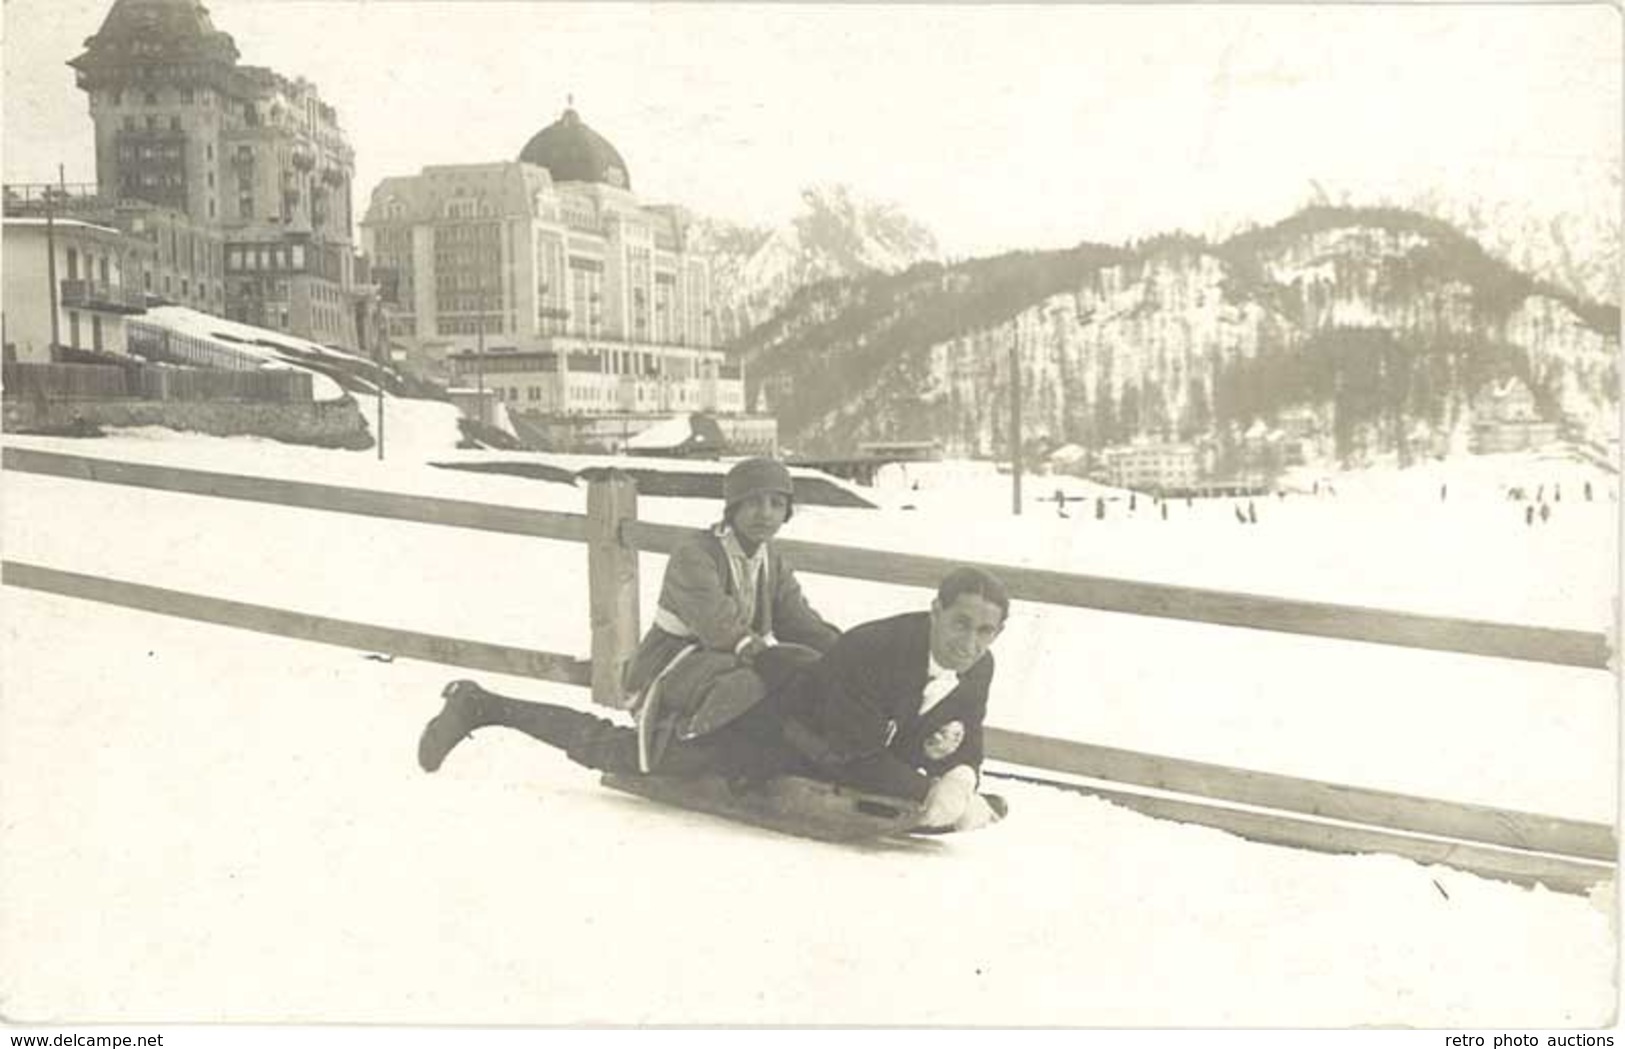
[208,199,215,218]
[111,90,122,106]
[144,90,158,105]
[68,312,81,349]
[181,87,194,103]
[206,143,214,161]
[123,116,135,130]
[92,315,103,353]
[170,116,181,131]
[145,115,156,131]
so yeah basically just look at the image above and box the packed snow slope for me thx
[0,396,1617,1024]
[2,594,1615,1026]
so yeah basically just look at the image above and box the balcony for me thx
[3,183,111,217]
[60,279,147,314]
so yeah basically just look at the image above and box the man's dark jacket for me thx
[780,610,992,791]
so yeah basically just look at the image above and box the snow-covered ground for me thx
[0,397,1618,1025]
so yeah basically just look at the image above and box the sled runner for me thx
[601,771,925,843]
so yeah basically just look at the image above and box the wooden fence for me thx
[1,446,1615,894]
[2,361,314,403]
[130,366,314,403]
[2,362,130,401]
[127,321,262,372]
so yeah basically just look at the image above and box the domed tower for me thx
[518,107,631,190]
[69,0,240,214]
[70,0,240,75]
[67,0,365,349]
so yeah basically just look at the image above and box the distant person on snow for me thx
[419,566,1013,833]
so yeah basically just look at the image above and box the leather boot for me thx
[418,680,487,772]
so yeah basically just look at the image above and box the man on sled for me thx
[418,457,1008,835]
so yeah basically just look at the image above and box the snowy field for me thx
[0,396,1619,1026]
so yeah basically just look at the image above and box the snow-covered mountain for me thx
[1299,172,1622,309]
[739,206,1620,462]
[696,184,940,343]
[1422,197,1620,312]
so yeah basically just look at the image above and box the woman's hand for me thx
[734,635,769,665]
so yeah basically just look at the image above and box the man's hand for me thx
[951,792,1004,832]
[918,765,977,828]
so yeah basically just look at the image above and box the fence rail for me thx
[2,450,1615,893]
[2,448,589,541]
[983,769,1613,895]
[622,523,1611,670]
[5,447,1608,671]
[983,727,1612,861]
[2,561,591,686]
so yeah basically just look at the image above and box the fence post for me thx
[584,468,640,709]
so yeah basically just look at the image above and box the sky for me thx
[3,1,1622,258]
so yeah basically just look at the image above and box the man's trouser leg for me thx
[476,691,785,779]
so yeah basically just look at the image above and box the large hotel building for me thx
[362,107,752,440]
[58,0,373,353]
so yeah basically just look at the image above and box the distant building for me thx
[1099,441,1200,491]
[3,216,147,362]
[1471,377,1559,453]
[6,182,225,319]
[364,106,765,449]
[65,0,375,353]
[1240,416,1313,471]
[858,440,942,462]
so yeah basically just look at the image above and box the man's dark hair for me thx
[936,566,1010,623]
